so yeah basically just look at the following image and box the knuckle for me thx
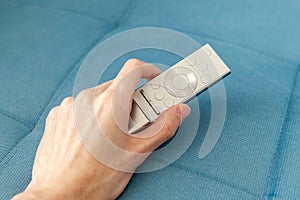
[61,97,74,107]
[49,106,59,115]
[76,88,101,108]
[130,142,143,153]
[102,88,113,100]
[124,58,144,70]
[95,81,111,94]
[128,140,148,154]
[47,106,59,119]
[77,89,92,100]
[126,58,142,65]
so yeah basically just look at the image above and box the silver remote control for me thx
[128,44,231,134]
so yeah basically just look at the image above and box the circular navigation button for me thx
[164,98,174,107]
[151,82,160,89]
[172,74,189,90]
[164,67,198,97]
[155,92,164,101]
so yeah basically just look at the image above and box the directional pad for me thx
[172,74,189,90]
[164,67,197,97]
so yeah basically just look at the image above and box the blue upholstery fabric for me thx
[0,0,299,199]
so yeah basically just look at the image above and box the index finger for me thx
[109,59,161,131]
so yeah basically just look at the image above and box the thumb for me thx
[136,104,191,152]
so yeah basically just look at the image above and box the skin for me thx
[12,59,191,200]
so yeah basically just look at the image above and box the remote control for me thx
[128,44,231,134]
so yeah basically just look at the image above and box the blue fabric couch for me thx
[1,0,299,199]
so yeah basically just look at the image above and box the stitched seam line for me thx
[168,163,261,199]
[264,64,300,199]
[146,157,261,199]
[0,133,30,175]
[273,64,300,198]
[116,0,138,27]
[0,120,32,174]
[0,109,34,130]
[5,1,114,24]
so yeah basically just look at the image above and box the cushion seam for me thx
[263,64,300,199]
[169,163,261,199]
[116,0,138,27]
[5,1,115,25]
[0,109,34,130]
[0,133,29,175]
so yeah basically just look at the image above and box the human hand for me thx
[12,59,191,200]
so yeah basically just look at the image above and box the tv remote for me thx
[128,44,231,134]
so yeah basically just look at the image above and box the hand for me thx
[12,59,191,200]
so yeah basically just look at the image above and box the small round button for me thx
[164,98,174,107]
[198,63,208,71]
[200,75,210,83]
[155,92,164,101]
[151,82,160,89]
[187,57,197,67]
[204,48,212,56]
[172,74,189,90]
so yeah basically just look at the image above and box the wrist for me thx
[11,191,38,200]
[17,182,62,200]
[22,180,92,200]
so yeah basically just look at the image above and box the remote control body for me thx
[128,44,231,134]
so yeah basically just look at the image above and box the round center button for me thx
[172,74,189,90]
[164,67,198,97]
[154,92,164,101]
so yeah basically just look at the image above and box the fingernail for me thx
[179,104,191,120]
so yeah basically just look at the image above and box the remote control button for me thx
[200,75,210,83]
[164,67,197,97]
[198,63,208,71]
[164,98,174,107]
[154,92,164,101]
[172,74,189,90]
[151,82,160,89]
[188,56,208,71]
[204,48,212,56]
[187,57,197,67]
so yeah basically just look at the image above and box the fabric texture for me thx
[0,0,299,199]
